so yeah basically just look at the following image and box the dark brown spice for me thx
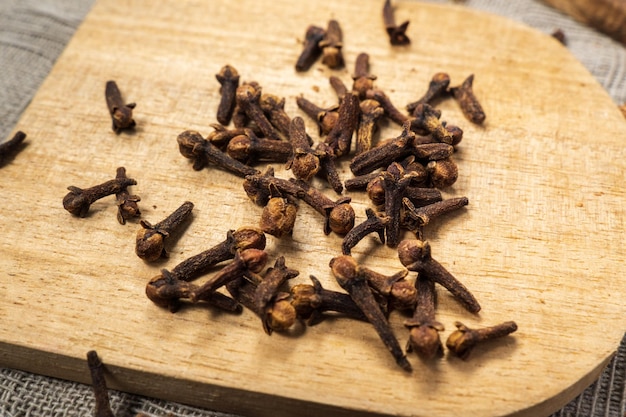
[382,163,417,247]
[63,176,137,218]
[319,19,345,69]
[324,91,360,157]
[115,167,141,225]
[342,208,388,254]
[235,83,283,141]
[344,171,382,191]
[145,269,242,313]
[296,96,339,136]
[216,65,240,125]
[254,256,299,333]
[397,239,481,313]
[446,321,518,359]
[243,167,305,207]
[290,178,355,235]
[191,248,268,301]
[0,131,27,163]
[365,89,409,126]
[315,142,344,194]
[290,275,367,325]
[165,227,266,282]
[86,351,115,417]
[329,75,349,102]
[349,121,415,175]
[401,196,468,237]
[426,157,458,188]
[105,80,136,134]
[135,201,194,262]
[356,99,385,155]
[411,103,454,144]
[450,74,486,124]
[295,25,326,72]
[406,72,451,113]
[259,186,298,238]
[259,94,305,141]
[206,124,248,149]
[363,267,415,313]
[177,130,259,177]
[286,116,321,181]
[404,276,444,359]
[330,255,412,372]
[383,0,411,45]
[226,131,292,164]
[352,53,377,100]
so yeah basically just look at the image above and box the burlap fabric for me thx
[1,0,624,416]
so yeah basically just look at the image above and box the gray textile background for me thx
[0,0,624,416]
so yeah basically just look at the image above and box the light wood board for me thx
[1,1,625,416]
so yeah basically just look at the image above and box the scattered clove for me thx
[356,99,385,155]
[105,80,136,134]
[319,19,345,69]
[235,83,283,141]
[381,162,418,247]
[296,96,339,136]
[206,124,248,149]
[315,142,344,194]
[406,73,451,114]
[426,157,458,188]
[135,201,194,261]
[411,103,454,144]
[259,186,298,237]
[446,321,518,359]
[226,130,292,164]
[342,208,388,255]
[286,116,321,181]
[324,91,360,157]
[216,65,240,125]
[329,75,349,102]
[330,255,412,372]
[352,53,377,100]
[450,74,486,124]
[296,25,326,72]
[0,130,27,164]
[86,350,115,417]
[254,256,299,333]
[401,196,468,239]
[177,130,260,177]
[383,0,411,45]
[397,239,481,313]
[365,88,409,127]
[290,178,355,235]
[63,175,137,218]
[290,275,367,325]
[115,167,141,225]
[404,276,444,359]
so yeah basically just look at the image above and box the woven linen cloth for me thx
[0,0,624,416]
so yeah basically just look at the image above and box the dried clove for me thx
[115,167,141,225]
[0,130,27,163]
[324,91,360,157]
[450,74,486,124]
[406,73,450,114]
[349,121,415,175]
[286,116,321,181]
[86,350,115,417]
[244,167,305,207]
[397,239,481,313]
[145,269,242,313]
[342,208,388,255]
[383,0,411,45]
[177,130,259,177]
[426,157,458,188]
[259,186,298,238]
[191,248,268,301]
[356,99,385,155]
[259,93,303,140]
[226,131,292,164]
[330,255,412,372]
[290,178,355,235]
[365,88,409,126]
[352,53,377,100]
[363,267,416,313]
[296,25,326,72]
[135,201,194,261]
[63,175,137,218]
[315,142,344,194]
[402,196,468,236]
[381,163,418,247]
[296,96,339,136]
[235,83,283,141]
[446,321,518,359]
[206,124,248,149]
[411,103,454,144]
[105,80,136,134]
[404,276,444,359]
[319,19,345,69]
[172,227,266,282]
[290,275,367,325]
[254,256,299,333]
[329,75,349,102]
[344,171,382,191]
[216,65,240,125]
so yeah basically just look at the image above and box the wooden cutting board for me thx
[1,1,625,416]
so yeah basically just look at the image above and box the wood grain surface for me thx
[1,1,625,416]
